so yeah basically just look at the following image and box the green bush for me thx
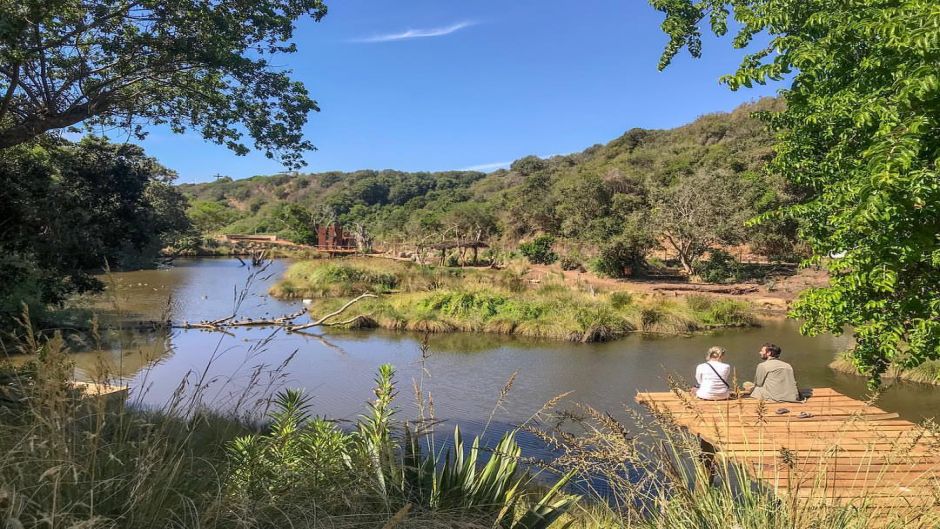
[701,299,755,326]
[685,294,714,313]
[695,249,744,283]
[592,229,652,278]
[609,291,633,309]
[227,364,576,528]
[519,235,558,265]
[559,255,584,271]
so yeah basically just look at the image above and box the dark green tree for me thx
[271,203,316,245]
[519,235,558,265]
[592,216,655,278]
[0,136,190,319]
[188,200,241,235]
[0,0,327,167]
[651,0,940,381]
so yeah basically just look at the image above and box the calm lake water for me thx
[74,258,939,445]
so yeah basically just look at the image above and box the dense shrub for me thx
[560,255,585,272]
[592,234,650,278]
[519,235,558,265]
[609,291,633,309]
[703,299,755,326]
[695,250,744,283]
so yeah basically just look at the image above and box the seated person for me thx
[694,346,732,400]
[747,343,800,402]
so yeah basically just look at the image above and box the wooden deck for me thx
[635,388,940,514]
[71,380,129,400]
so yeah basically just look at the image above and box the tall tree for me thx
[0,0,327,167]
[650,169,752,275]
[0,136,191,319]
[652,0,940,382]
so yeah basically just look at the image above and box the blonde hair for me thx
[706,346,726,360]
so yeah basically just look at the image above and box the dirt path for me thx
[524,263,828,314]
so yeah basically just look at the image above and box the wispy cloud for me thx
[352,21,476,43]
[461,152,573,173]
[461,160,512,172]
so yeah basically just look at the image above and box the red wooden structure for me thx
[316,223,357,253]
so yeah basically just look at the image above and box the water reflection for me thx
[67,258,937,435]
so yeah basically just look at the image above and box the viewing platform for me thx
[635,388,940,517]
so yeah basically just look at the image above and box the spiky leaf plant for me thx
[399,425,577,529]
[226,388,352,508]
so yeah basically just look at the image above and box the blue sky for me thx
[132,1,782,183]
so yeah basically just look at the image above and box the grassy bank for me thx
[0,331,574,529]
[2,331,936,529]
[270,258,756,342]
[830,351,940,386]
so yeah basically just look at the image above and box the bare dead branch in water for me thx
[175,294,377,333]
[287,293,378,331]
[177,308,308,330]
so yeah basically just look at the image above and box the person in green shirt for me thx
[744,343,801,402]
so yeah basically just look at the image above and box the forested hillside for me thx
[181,97,802,275]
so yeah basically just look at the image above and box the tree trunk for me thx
[678,253,695,276]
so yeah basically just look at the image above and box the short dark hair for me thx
[762,342,782,357]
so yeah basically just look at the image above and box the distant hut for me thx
[316,223,357,254]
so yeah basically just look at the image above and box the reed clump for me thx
[829,351,940,386]
[271,259,758,341]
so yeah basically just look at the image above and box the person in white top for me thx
[694,346,733,400]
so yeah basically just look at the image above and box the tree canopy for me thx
[0,0,327,167]
[652,0,940,382]
[181,99,801,270]
[0,136,191,320]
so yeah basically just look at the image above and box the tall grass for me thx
[0,323,574,528]
[830,351,940,386]
[0,330,246,529]
[3,320,938,528]
[271,259,758,342]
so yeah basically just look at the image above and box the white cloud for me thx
[461,160,512,172]
[460,152,574,173]
[352,21,476,43]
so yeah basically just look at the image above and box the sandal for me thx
[798,411,814,419]
[775,408,790,415]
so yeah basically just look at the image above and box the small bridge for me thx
[636,388,940,520]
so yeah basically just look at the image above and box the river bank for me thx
[829,351,940,386]
[4,330,937,529]
[53,258,939,425]
[269,258,757,342]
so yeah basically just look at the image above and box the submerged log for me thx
[175,294,377,332]
[176,308,309,330]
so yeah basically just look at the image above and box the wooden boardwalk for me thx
[636,388,940,514]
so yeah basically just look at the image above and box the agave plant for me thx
[226,365,578,528]
[400,424,578,529]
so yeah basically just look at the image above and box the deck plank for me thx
[635,388,940,521]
